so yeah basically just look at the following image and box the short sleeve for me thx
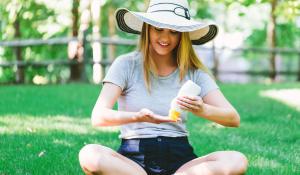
[102,55,131,91]
[194,70,219,98]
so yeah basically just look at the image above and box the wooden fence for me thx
[0,36,300,83]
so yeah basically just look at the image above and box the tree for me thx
[268,0,277,80]
[68,0,84,82]
[248,0,299,81]
[213,0,300,81]
[0,0,55,83]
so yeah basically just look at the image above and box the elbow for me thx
[91,109,109,127]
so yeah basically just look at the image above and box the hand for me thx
[176,95,205,115]
[136,108,175,124]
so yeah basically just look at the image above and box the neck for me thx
[149,48,177,76]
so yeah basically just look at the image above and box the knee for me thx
[230,151,248,174]
[79,144,114,173]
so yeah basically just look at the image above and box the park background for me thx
[0,0,299,174]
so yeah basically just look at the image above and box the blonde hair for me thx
[139,23,211,92]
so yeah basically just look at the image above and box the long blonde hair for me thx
[139,23,211,92]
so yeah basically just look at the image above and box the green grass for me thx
[0,83,299,174]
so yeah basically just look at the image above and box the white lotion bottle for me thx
[169,80,201,121]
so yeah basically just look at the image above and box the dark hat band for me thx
[149,3,191,20]
[116,9,141,34]
[192,25,218,45]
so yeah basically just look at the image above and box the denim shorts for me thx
[117,136,197,175]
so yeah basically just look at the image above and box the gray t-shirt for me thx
[103,51,219,139]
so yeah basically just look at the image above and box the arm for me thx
[176,89,240,127]
[91,83,174,127]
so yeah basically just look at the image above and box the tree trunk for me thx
[14,16,24,84]
[71,0,79,37]
[267,0,277,81]
[69,0,87,82]
[69,0,80,81]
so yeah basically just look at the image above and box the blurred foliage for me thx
[0,0,70,83]
[246,22,300,48]
[0,0,299,83]
[275,0,300,21]
[246,0,299,47]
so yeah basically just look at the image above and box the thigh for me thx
[79,144,147,175]
[174,151,248,175]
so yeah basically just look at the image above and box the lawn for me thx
[0,83,299,174]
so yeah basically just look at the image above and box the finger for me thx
[146,111,154,116]
[154,115,176,122]
[142,109,154,116]
[177,99,199,111]
[179,97,203,108]
[182,95,200,101]
[177,99,193,109]
[176,101,190,111]
[178,97,194,105]
[176,118,182,122]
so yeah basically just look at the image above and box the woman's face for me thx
[149,26,181,57]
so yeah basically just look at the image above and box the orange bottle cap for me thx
[169,110,180,121]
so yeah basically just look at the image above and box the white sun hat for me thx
[115,0,218,45]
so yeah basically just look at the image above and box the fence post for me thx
[81,30,88,82]
[15,46,24,84]
[91,0,103,84]
[212,41,219,80]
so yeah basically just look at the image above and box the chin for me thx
[157,52,170,56]
[155,49,172,56]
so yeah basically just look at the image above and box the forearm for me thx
[91,107,138,127]
[194,104,240,127]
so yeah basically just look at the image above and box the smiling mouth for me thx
[158,42,169,47]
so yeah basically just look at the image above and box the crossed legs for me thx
[174,151,248,175]
[79,144,248,175]
[79,144,147,175]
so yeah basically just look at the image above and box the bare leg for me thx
[79,144,147,175]
[174,151,248,175]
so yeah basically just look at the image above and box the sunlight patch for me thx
[0,115,119,134]
[260,89,300,111]
[206,122,225,129]
[252,156,281,169]
[53,139,73,147]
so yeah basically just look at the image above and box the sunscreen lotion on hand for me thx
[169,80,201,121]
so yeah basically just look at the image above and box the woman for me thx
[79,0,248,174]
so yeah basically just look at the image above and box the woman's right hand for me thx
[135,108,175,124]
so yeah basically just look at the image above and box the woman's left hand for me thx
[176,96,205,115]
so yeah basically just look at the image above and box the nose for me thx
[159,31,171,42]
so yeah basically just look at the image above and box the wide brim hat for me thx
[115,0,218,45]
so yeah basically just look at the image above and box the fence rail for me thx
[0,59,113,67]
[1,37,300,83]
[0,37,138,47]
[1,37,299,54]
